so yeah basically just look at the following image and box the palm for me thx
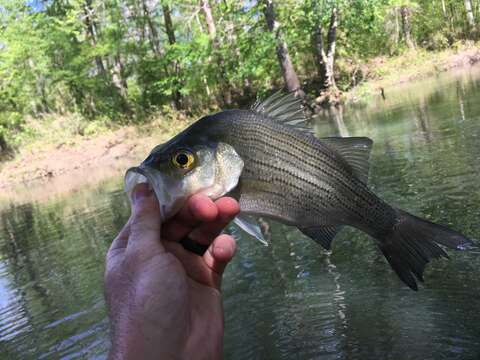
[105,186,238,359]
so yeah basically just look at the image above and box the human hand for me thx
[104,183,239,360]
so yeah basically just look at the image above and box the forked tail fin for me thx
[379,209,472,290]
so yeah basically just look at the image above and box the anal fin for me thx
[299,226,343,250]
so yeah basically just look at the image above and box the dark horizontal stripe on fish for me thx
[233,123,374,205]
[242,157,335,197]
[234,129,376,207]
[240,140,375,218]
[241,178,313,205]
[241,154,368,221]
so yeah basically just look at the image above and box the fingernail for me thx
[214,240,232,257]
[132,183,152,204]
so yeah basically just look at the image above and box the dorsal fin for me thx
[252,91,310,132]
[321,137,373,184]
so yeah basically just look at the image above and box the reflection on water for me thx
[1,68,480,359]
[0,180,128,358]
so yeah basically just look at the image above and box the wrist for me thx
[109,316,184,360]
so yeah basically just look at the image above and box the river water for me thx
[1,68,480,359]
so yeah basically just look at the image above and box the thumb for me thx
[126,183,165,260]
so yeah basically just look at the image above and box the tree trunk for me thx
[263,0,303,96]
[38,75,49,113]
[476,0,480,22]
[313,23,326,87]
[325,8,337,90]
[130,1,146,43]
[441,0,447,18]
[312,6,338,99]
[142,0,161,55]
[441,0,454,31]
[0,134,8,154]
[162,4,182,110]
[200,0,216,38]
[28,58,49,114]
[112,54,128,101]
[400,6,415,49]
[464,0,476,28]
[394,6,400,46]
[163,4,176,45]
[200,0,232,106]
[83,0,106,75]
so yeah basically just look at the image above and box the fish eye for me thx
[171,150,195,170]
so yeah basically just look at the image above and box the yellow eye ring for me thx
[171,150,195,170]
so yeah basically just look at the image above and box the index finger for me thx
[162,194,232,242]
[161,194,217,242]
[188,197,240,245]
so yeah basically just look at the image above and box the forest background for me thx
[0,0,479,169]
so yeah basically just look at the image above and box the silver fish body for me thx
[203,110,396,236]
[126,93,472,290]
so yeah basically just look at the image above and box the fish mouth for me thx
[125,166,149,194]
[124,165,179,221]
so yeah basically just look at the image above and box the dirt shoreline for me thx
[1,48,479,203]
[0,126,185,203]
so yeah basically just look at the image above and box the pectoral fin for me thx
[233,213,268,246]
[299,226,343,250]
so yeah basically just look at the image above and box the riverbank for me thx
[346,42,480,103]
[1,44,479,202]
[0,116,193,203]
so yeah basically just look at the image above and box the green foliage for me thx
[0,0,478,152]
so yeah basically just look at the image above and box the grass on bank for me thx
[4,105,196,159]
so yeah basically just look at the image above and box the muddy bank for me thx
[0,126,180,203]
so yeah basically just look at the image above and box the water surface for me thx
[1,68,480,359]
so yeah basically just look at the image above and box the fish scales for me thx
[125,92,473,290]
[209,110,396,235]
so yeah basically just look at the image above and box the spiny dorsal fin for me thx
[321,137,373,184]
[252,91,310,132]
[299,226,343,250]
